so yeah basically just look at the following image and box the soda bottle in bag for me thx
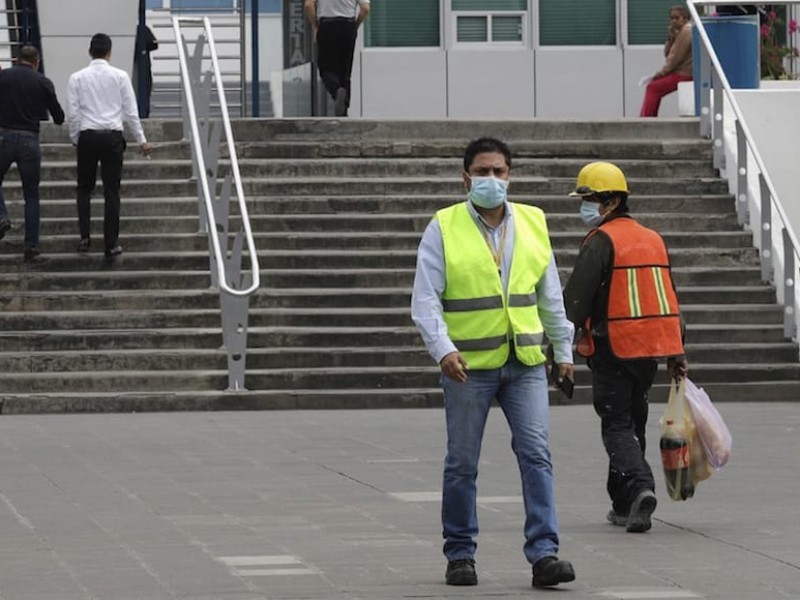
[660,424,694,500]
[659,379,694,501]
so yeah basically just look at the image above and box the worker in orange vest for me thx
[563,162,687,533]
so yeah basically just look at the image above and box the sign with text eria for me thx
[283,0,312,68]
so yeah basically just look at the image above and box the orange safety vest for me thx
[577,218,684,360]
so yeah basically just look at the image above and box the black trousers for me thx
[316,18,358,108]
[76,130,126,250]
[589,337,658,515]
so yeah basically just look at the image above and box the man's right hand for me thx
[440,352,468,383]
[140,142,151,157]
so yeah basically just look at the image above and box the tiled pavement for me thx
[0,402,797,599]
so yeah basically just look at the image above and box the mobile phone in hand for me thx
[556,376,575,400]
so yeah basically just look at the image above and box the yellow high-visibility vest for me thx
[437,202,552,369]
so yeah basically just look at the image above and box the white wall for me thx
[360,50,447,118]
[534,48,623,117]
[734,87,800,241]
[623,46,680,118]
[39,0,138,102]
[447,50,535,118]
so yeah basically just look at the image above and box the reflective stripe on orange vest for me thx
[582,218,684,360]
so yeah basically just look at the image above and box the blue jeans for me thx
[0,131,42,248]
[441,354,560,565]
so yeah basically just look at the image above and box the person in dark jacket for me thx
[0,45,65,260]
[563,162,688,534]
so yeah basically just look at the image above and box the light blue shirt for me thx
[411,201,575,365]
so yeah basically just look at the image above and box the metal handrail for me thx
[689,0,800,341]
[173,16,260,391]
[172,16,260,297]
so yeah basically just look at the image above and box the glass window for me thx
[628,0,680,45]
[457,16,488,43]
[539,0,616,46]
[146,0,164,8]
[493,15,522,42]
[452,0,525,9]
[364,0,440,48]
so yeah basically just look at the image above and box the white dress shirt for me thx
[318,0,370,19]
[66,59,146,145]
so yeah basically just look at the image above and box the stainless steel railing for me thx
[690,0,800,342]
[173,15,260,391]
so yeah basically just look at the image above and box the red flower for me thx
[790,19,798,34]
[761,24,771,38]
[769,11,778,20]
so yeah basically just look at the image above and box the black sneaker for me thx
[445,558,477,586]
[532,556,575,588]
[606,509,628,527]
[0,216,11,240]
[627,490,657,533]
[23,247,43,262]
[104,245,123,258]
[334,87,347,117]
[77,238,90,252]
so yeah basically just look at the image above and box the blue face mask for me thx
[468,176,508,209]
[580,200,604,227]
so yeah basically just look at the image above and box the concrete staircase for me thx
[0,118,798,413]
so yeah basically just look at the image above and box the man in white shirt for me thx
[67,33,151,259]
[304,0,370,117]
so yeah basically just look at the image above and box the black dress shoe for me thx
[445,558,477,586]
[78,238,90,252]
[532,556,575,588]
[105,245,123,258]
[23,247,44,262]
[0,217,11,240]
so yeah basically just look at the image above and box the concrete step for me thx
[0,361,797,394]
[0,323,785,353]
[37,138,712,163]
[224,118,703,142]
[1,284,776,312]
[0,195,738,219]
[0,341,794,373]
[0,177,731,201]
[0,229,753,254]
[3,379,800,414]
[4,157,717,182]
[0,212,742,238]
[234,139,713,161]
[0,266,766,292]
[0,247,759,272]
[0,303,785,331]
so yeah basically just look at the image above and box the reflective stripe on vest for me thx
[601,218,684,360]
[437,202,551,369]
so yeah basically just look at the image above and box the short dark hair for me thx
[671,5,690,19]
[463,137,512,173]
[18,45,40,64]
[595,191,630,214]
[90,33,112,58]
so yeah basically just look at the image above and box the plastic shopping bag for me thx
[659,379,694,501]
[684,377,732,469]
[659,379,712,501]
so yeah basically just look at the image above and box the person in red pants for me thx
[640,5,693,117]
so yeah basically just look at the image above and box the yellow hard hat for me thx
[569,161,629,197]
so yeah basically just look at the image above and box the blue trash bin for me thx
[692,15,760,115]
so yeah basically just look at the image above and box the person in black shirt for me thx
[0,45,65,260]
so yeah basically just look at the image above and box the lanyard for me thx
[480,221,507,270]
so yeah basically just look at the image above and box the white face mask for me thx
[580,200,604,227]
[468,176,508,209]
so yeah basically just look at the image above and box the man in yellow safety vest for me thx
[411,137,576,589]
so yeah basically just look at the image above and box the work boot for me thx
[445,558,477,586]
[532,556,575,587]
[627,490,657,533]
